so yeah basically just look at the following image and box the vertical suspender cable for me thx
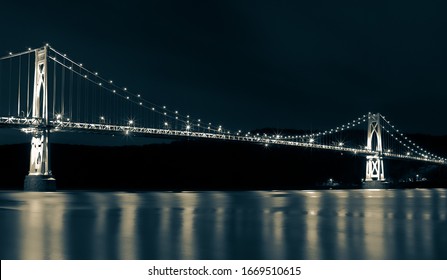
[90,75,96,122]
[84,76,88,122]
[69,63,73,120]
[8,59,12,116]
[61,57,65,117]
[91,76,94,122]
[53,59,56,118]
[26,52,31,117]
[17,56,21,116]
[98,76,102,119]
[77,67,80,122]
[0,61,2,113]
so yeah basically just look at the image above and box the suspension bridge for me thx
[0,45,445,191]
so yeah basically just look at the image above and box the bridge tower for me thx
[365,112,385,181]
[24,46,56,191]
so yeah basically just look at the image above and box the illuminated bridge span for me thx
[0,45,445,190]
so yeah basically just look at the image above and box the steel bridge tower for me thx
[365,112,385,181]
[24,46,56,191]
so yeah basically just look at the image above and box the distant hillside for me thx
[0,133,446,190]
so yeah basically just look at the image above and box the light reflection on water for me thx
[0,189,446,260]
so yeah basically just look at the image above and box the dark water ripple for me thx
[0,189,446,259]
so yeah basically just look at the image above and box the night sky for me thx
[1,0,447,135]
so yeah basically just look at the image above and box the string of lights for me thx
[47,45,233,135]
[0,48,38,61]
[380,114,445,162]
[260,114,368,144]
[0,45,445,164]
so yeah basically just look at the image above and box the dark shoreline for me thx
[1,139,446,191]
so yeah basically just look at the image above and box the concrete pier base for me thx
[362,180,389,189]
[24,175,57,191]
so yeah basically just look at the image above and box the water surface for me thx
[0,189,446,259]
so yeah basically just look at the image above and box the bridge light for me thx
[152,107,155,110]
[28,48,31,51]
[100,116,105,121]
[109,80,113,83]
[338,142,344,146]
[139,102,142,105]
[309,138,315,143]
[95,72,98,75]
[113,90,116,93]
[163,106,166,109]
[137,94,141,98]
[128,120,134,125]
[63,54,67,57]
[99,82,102,86]
[175,111,178,114]
[124,87,127,91]
[9,52,12,55]
[164,122,168,126]
[80,63,83,67]
[186,125,191,130]
[84,75,87,78]
[126,96,129,99]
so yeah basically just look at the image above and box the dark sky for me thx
[1,0,447,135]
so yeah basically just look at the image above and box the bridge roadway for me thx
[1,116,445,165]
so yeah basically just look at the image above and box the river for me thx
[0,189,446,259]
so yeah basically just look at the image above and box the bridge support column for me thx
[364,113,386,182]
[24,46,56,191]
[365,155,385,181]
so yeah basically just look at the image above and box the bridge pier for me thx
[365,155,385,181]
[24,175,56,191]
[23,46,56,191]
[365,113,386,182]
[24,128,56,191]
